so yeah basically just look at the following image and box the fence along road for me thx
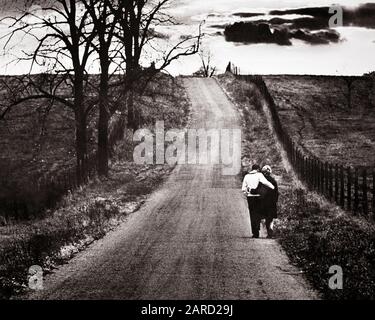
[232,70,375,220]
[28,78,318,300]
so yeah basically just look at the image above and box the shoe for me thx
[252,235,259,239]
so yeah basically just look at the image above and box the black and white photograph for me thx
[0,0,375,307]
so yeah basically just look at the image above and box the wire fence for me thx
[228,63,375,219]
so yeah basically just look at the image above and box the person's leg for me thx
[247,197,259,238]
[266,217,274,238]
[251,215,260,238]
[252,213,260,238]
[251,198,261,238]
[255,198,263,237]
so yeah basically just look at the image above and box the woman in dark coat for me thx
[261,165,279,238]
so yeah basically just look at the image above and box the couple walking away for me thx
[242,164,279,239]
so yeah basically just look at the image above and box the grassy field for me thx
[0,74,191,299]
[218,73,375,300]
[263,75,375,169]
[0,78,83,190]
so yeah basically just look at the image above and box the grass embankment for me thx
[0,74,190,299]
[263,75,375,168]
[218,73,375,300]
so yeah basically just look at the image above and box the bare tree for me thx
[2,0,97,183]
[2,0,202,181]
[82,0,202,177]
[81,0,121,177]
[197,49,216,78]
[113,0,202,130]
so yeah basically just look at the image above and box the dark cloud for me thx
[223,3,375,46]
[210,24,227,29]
[267,17,329,30]
[291,29,340,45]
[269,6,331,18]
[224,22,292,46]
[224,21,341,46]
[232,12,264,18]
[270,3,375,29]
[207,13,223,18]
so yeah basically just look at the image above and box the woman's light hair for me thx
[262,165,272,174]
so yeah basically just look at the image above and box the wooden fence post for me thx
[294,148,299,176]
[310,159,314,189]
[329,164,333,200]
[347,167,352,211]
[354,168,359,214]
[334,164,339,204]
[315,159,319,191]
[307,157,311,184]
[302,156,305,181]
[306,158,310,188]
[325,162,329,197]
[320,161,326,195]
[310,158,314,189]
[317,160,321,193]
[315,159,319,190]
[318,161,321,193]
[296,150,300,176]
[318,160,321,192]
[297,150,302,177]
[340,165,345,208]
[311,158,315,189]
[363,169,369,216]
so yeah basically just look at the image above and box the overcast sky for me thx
[0,0,374,75]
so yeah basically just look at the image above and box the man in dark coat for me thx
[261,165,279,238]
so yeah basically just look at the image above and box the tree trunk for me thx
[126,66,140,131]
[74,75,88,184]
[127,90,137,130]
[97,61,110,177]
[75,109,88,185]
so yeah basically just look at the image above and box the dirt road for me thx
[28,78,318,300]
